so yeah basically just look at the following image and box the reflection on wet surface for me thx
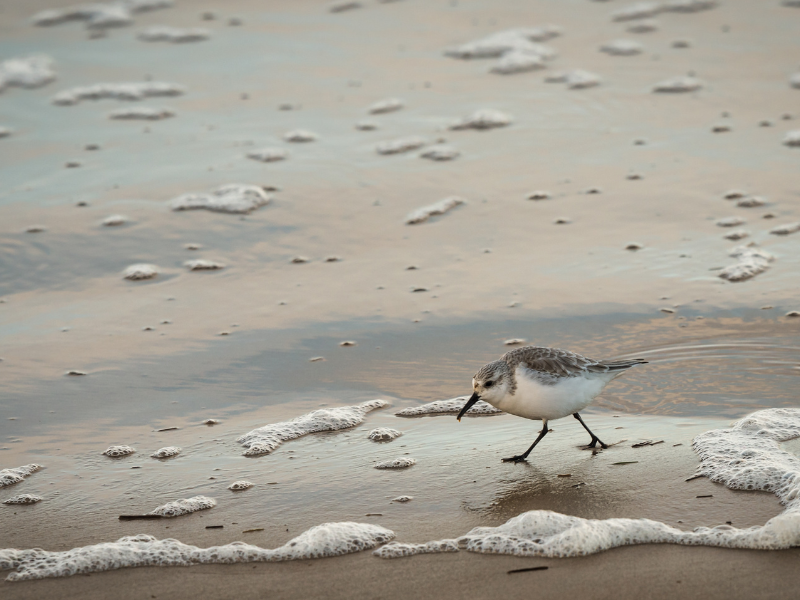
[1,311,798,553]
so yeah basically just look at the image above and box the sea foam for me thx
[0,522,394,581]
[148,496,215,517]
[169,184,271,214]
[0,56,56,93]
[395,397,501,417]
[52,82,185,105]
[236,400,388,456]
[376,408,800,559]
[0,465,42,488]
[405,197,465,225]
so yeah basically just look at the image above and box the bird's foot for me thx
[585,437,608,450]
[501,455,528,463]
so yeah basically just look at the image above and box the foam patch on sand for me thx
[718,245,775,282]
[419,145,460,161]
[490,50,546,74]
[0,465,42,488]
[0,56,56,93]
[150,447,180,458]
[611,2,662,22]
[3,495,42,505]
[375,458,416,469]
[368,98,404,114]
[228,481,253,491]
[783,131,800,147]
[103,445,135,457]
[652,76,703,93]
[600,39,642,56]
[770,222,800,235]
[237,400,388,456]
[405,197,465,225]
[31,1,172,29]
[444,27,560,59]
[0,126,11,138]
[138,26,210,43]
[184,259,225,271]
[0,522,394,581]
[108,106,174,120]
[247,147,288,162]
[375,136,426,155]
[122,263,158,280]
[377,408,800,559]
[395,397,501,417]
[169,184,271,214]
[52,82,185,105]
[148,496,215,517]
[368,428,402,441]
[449,109,512,130]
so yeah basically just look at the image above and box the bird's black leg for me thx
[573,412,608,449]
[502,420,549,463]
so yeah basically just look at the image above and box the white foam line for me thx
[236,400,388,456]
[376,408,800,558]
[0,522,394,581]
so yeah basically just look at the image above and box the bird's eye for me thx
[484,381,494,388]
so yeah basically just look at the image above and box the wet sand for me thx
[1,0,800,596]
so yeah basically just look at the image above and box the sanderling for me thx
[457,346,647,462]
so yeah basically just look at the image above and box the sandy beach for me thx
[1,0,800,597]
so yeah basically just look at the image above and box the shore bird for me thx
[457,346,647,463]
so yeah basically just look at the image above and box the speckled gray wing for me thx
[502,346,646,378]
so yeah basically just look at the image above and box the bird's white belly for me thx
[495,367,610,421]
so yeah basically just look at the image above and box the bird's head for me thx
[457,360,510,421]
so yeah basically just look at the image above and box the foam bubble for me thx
[237,400,388,456]
[228,481,253,491]
[283,129,317,142]
[375,136,426,155]
[148,496,215,517]
[184,259,225,271]
[718,248,771,281]
[375,458,416,469]
[109,106,174,120]
[393,496,413,502]
[0,522,393,581]
[611,2,662,21]
[652,76,703,93]
[444,27,560,60]
[0,56,56,93]
[246,147,288,162]
[600,39,643,56]
[150,446,181,458]
[138,26,210,43]
[368,98,404,114]
[792,74,800,90]
[52,81,185,106]
[449,109,512,130]
[564,70,601,89]
[783,131,800,147]
[122,263,159,280]
[169,184,271,214]
[3,494,42,505]
[419,145,460,161]
[0,465,42,488]
[102,214,127,226]
[395,397,501,417]
[770,222,800,235]
[0,126,11,138]
[489,50,546,75]
[103,445,135,457]
[368,428,402,441]
[405,196,465,225]
[379,408,800,560]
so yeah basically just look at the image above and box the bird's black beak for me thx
[457,392,481,422]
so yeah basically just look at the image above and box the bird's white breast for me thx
[493,365,611,421]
